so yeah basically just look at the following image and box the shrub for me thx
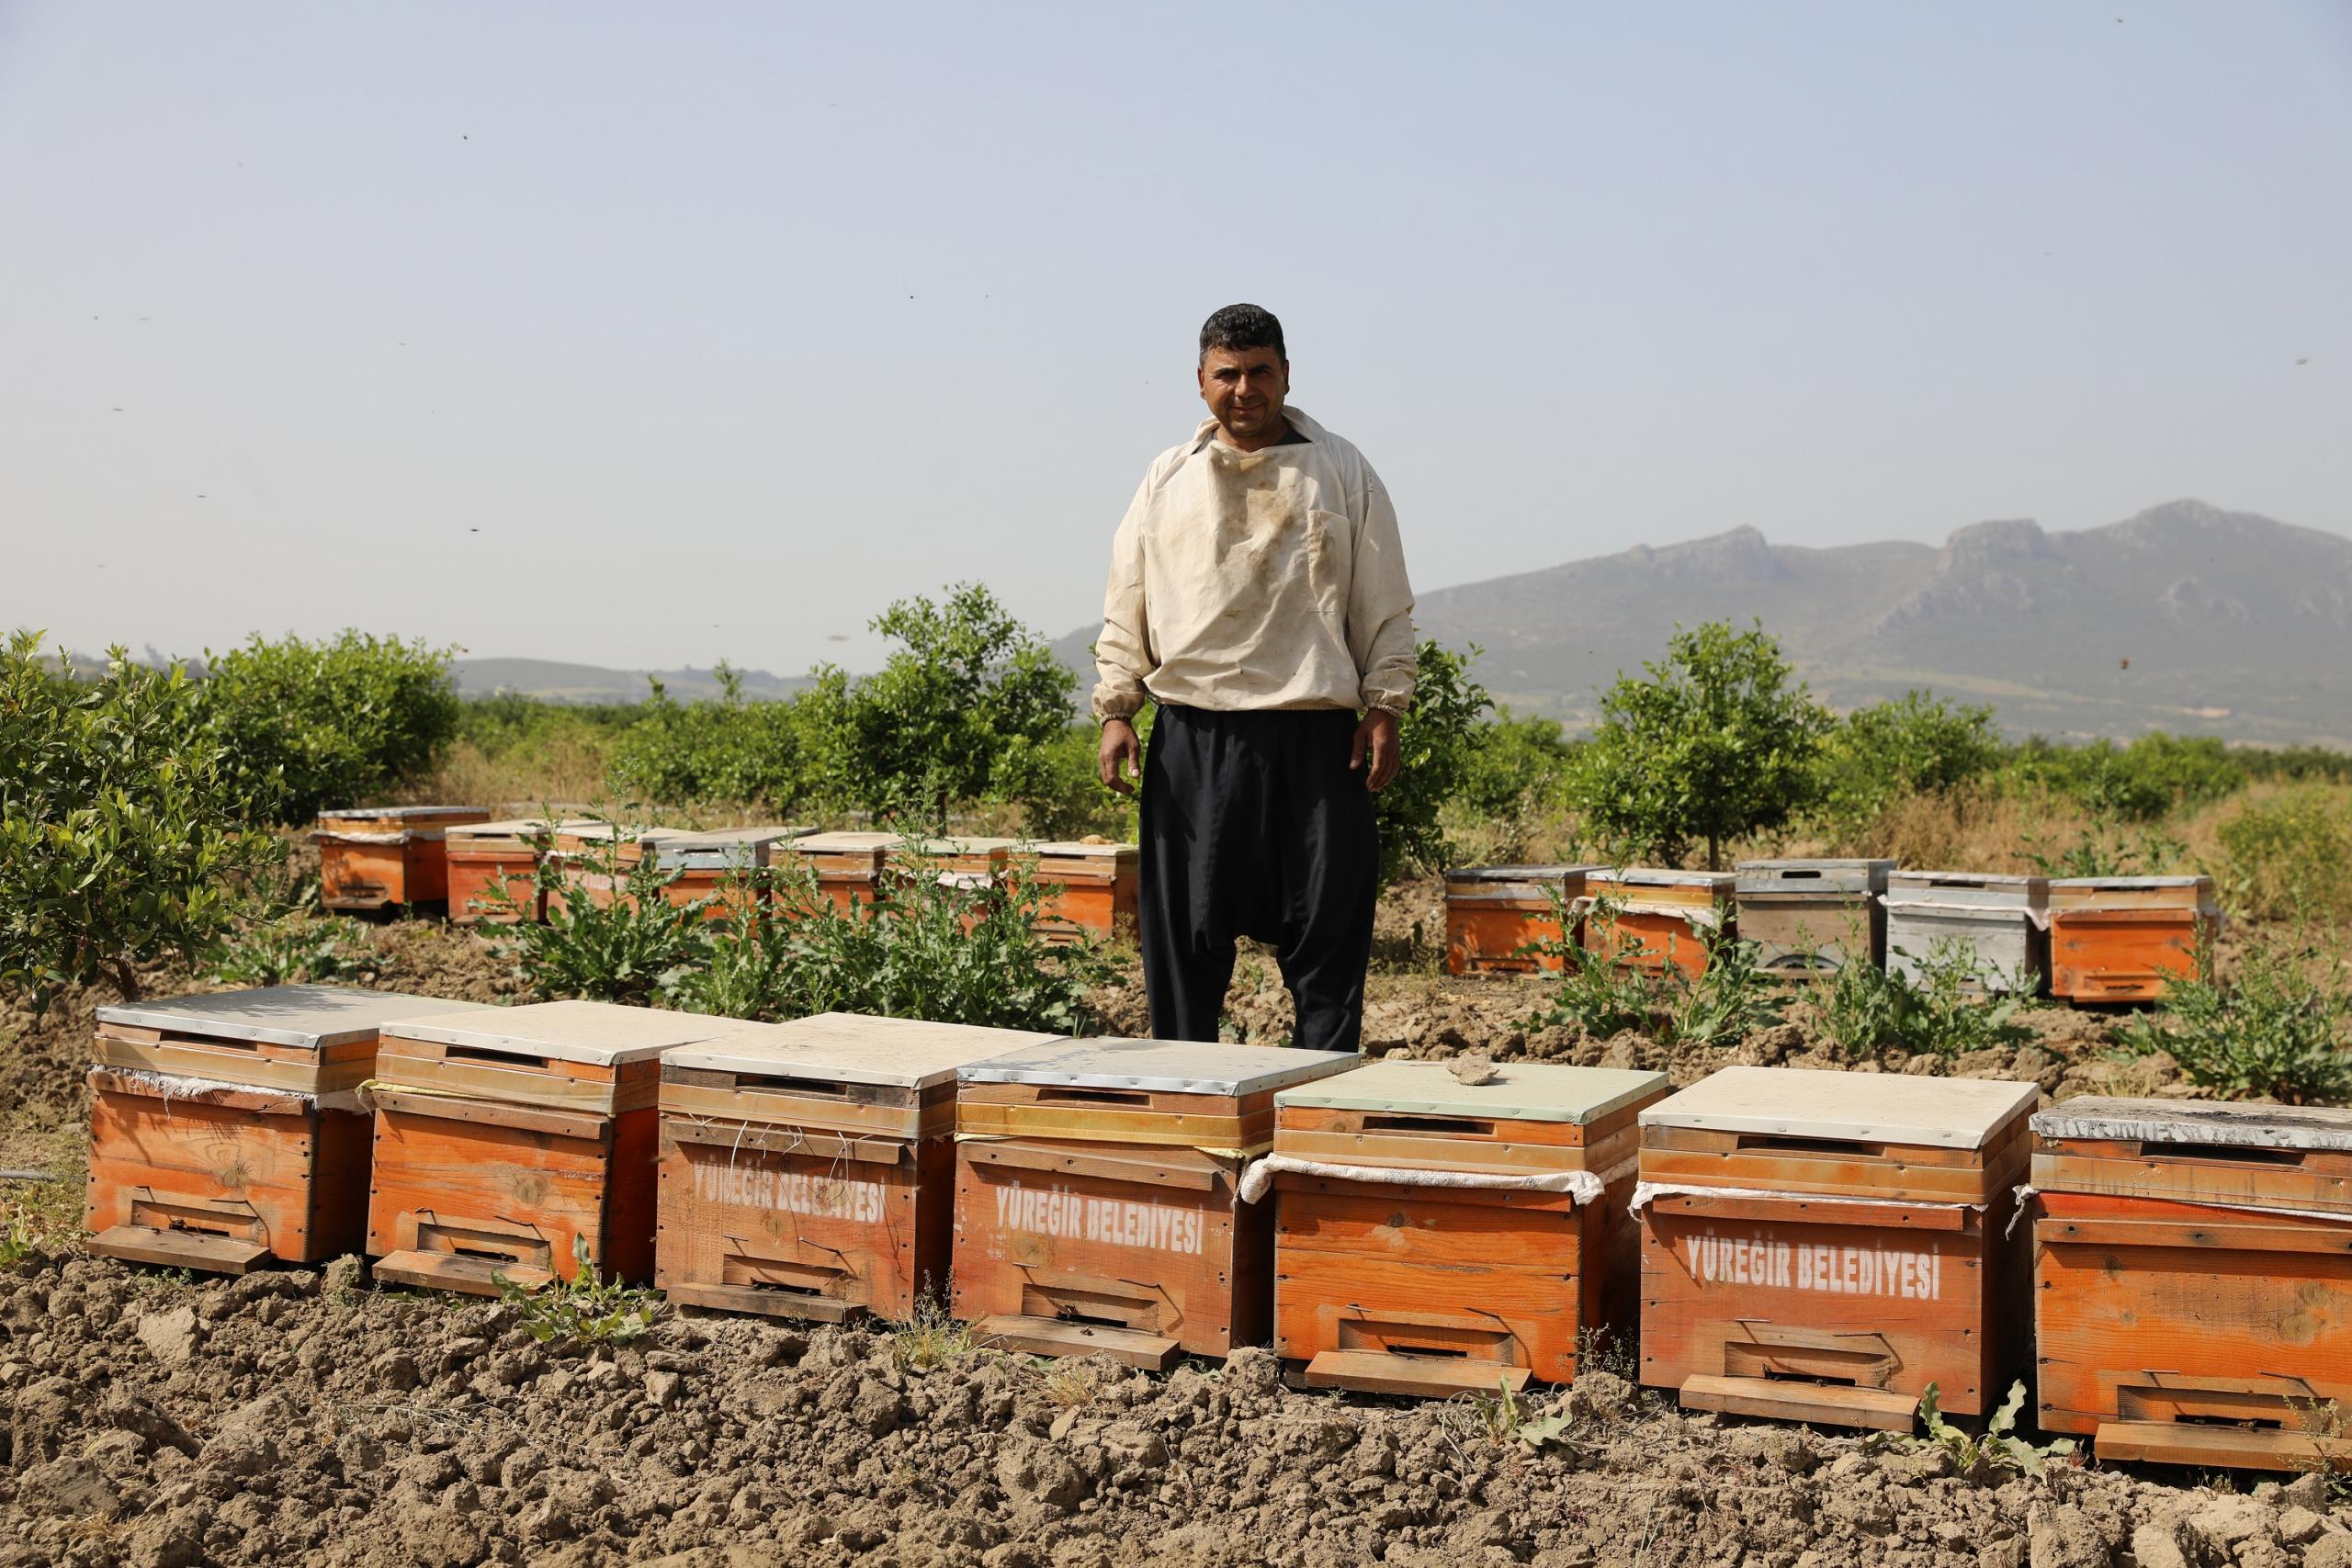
[605,664,821,811]
[1522,899,1783,1049]
[1814,691,2001,834]
[1566,621,1832,869]
[663,850,1118,1035]
[496,829,716,1004]
[2003,733,2245,823]
[2118,939,2352,1104]
[1374,642,1495,885]
[209,919,358,988]
[201,630,459,823]
[2216,789,2352,924]
[0,634,275,1007]
[1817,939,2030,1059]
[2020,813,2187,879]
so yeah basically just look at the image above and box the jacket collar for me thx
[1190,404,1320,454]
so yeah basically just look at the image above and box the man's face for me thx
[1197,344,1290,441]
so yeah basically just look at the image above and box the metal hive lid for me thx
[378,999,728,1066]
[1277,1061,1668,1124]
[664,1012,1064,1089]
[96,987,481,1051]
[960,1037,1360,1097]
[1888,871,2045,889]
[2030,1095,2352,1154]
[1640,1066,2039,1149]
[2046,875,2211,890]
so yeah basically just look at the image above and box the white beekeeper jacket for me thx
[1091,406,1418,721]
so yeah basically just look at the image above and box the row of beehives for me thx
[1444,859,2222,1003]
[311,807,1137,940]
[85,986,2351,1473]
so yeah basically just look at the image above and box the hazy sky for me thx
[5,3,2348,676]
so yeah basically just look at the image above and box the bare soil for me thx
[1,886,2328,1565]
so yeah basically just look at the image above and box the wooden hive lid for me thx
[379,999,725,1066]
[1642,1066,2038,1150]
[1276,1060,1668,1125]
[446,816,589,841]
[787,830,905,852]
[553,822,692,849]
[650,826,812,870]
[1029,840,1138,860]
[1445,863,1604,886]
[316,805,491,825]
[899,836,1021,853]
[2046,875,2215,908]
[961,1037,1360,1098]
[662,1012,1062,1089]
[2031,1096,2352,1156]
[1589,868,1736,890]
[1736,859,1894,895]
[98,986,480,1050]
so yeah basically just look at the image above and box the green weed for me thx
[209,919,358,988]
[495,1235,661,1346]
[1912,1381,2075,1480]
[2117,937,2352,1104]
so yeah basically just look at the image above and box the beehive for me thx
[655,1013,1059,1323]
[544,822,692,914]
[2031,1097,2352,1471]
[2046,876,2217,1003]
[1637,1066,2037,1429]
[1734,860,1894,979]
[952,1038,1357,1366]
[1026,841,1139,943]
[313,807,492,912]
[444,818,591,925]
[367,1000,721,1294]
[894,836,1018,886]
[1582,869,1736,977]
[1261,1060,1670,1395]
[1883,872,2048,995]
[85,987,477,1274]
[776,831,903,913]
[1443,864,1602,976]
[650,827,811,919]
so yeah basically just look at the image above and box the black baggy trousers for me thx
[1137,705,1379,1053]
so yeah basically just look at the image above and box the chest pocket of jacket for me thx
[1305,509,1351,615]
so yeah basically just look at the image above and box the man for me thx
[1093,303,1416,1053]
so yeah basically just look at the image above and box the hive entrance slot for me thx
[1733,1133,1883,1157]
[1363,1114,1496,1136]
[445,1044,547,1070]
[723,1255,850,1297]
[1037,1087,1150,1107]
[2136,1141,2305,1168]
[1023,1282,1159,1331]
[737,1074,849,1098]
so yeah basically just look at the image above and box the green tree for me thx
[818,583,1077,830]
[201,630,460,823]
[1815,690,2001,830]
[1374,641,1494,884]
[606,663,819,810]
[1566,620,1832,869]
[1,634,274,1006]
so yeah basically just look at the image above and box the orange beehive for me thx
[1026,841,1139,944]
[1443,864,1601,976]
[2031,1097,2352,1471]
[1261,1060,1669,1396]
[1637,1066,2037,1429]
[1583,869,1736,978]
[650,827,811,919]
[84,987,476,1274]
[543,822,691,915]
[367,1001,719,1294]
[952,1038,1357,1367]
[2046,877,2218,1003]
[654,1013,1058,1323]
[444,818,592,925]
[776,831,903,913]
[313,807,492,912]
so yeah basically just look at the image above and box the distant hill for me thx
[451,658,810,705]
[1053,501,2352,745]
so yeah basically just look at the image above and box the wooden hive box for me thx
[1582,869,1736,978]
[313,807,492,912]
[1261,1060,1670,1396]
[655,1012,1060,1323]
[893,836,1019,886]
[650,826,811,919]
[776,831,904,913]
[1883,872,2049,995]
[1637,1066,2038,1430]
[444,818,592,925]
[367,1000,721,1295]
[1443,864,1603,976]
[2030,1097,2352,1471]
[952,1038,1358,1368]
[1026,841,1139,944]
[2046,876,2217,1003]
[1734,859,1894,980]
[85,987,479,1274]
[544,823,692,915]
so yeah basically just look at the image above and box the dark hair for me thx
[1199,303,1285,364]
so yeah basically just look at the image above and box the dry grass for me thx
[400,736,618,815]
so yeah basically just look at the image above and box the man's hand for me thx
[1350,708,1402,793]
[1099,717,1143,795]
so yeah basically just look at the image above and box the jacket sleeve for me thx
[1091,471,1156,721]
[1346,466,1418,713]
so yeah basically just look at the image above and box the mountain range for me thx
[1053,500,2352,745]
